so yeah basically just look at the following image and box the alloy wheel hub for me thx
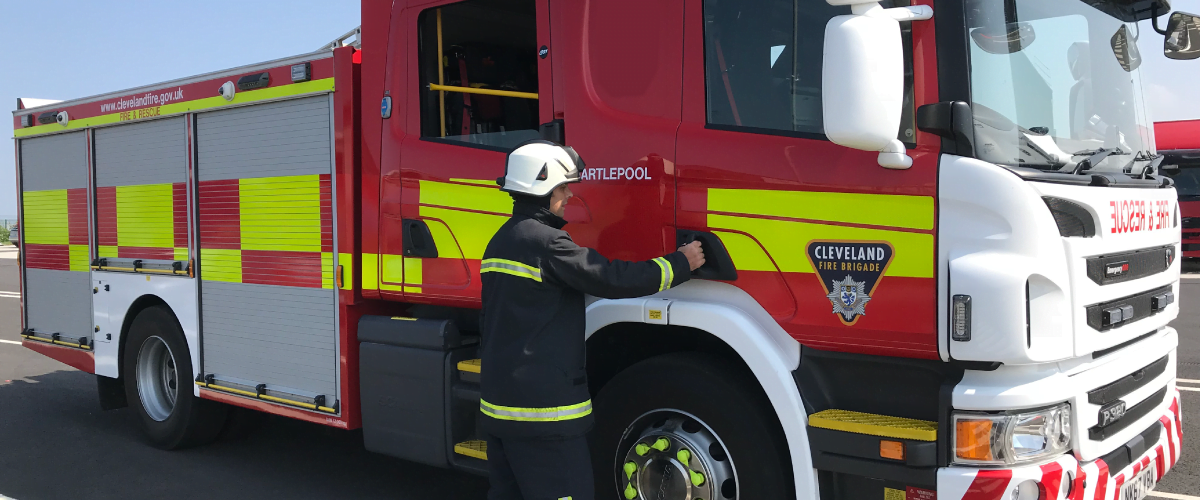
[617,411,737,500]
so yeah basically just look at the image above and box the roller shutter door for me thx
[93,118,189,270]
[19,132,92,345]
[195,96,337,406]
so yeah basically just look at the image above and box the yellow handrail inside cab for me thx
[429,84,538,100]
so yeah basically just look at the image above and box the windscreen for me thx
[966,0,1156,174]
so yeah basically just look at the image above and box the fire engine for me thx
[1155,120,1200,259]
[11,1,1195,499]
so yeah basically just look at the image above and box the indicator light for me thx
[952,295,971,341]
[879,440,904,460]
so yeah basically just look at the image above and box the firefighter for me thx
[480,141,705,499]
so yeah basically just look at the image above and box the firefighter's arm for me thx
[544,233,692,299]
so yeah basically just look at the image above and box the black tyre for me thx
[591,352,794,500]
[122,305,227,449]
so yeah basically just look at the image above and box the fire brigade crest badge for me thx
[806,241,894,325]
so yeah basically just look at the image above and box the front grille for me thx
[1088,387,1167,440]
[1085,285,1173,331]
[1085,246,1173,285]
[1088,356,1167,405]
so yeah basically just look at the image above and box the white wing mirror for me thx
[822,1,931,169]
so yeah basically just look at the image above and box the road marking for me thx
[1150,492,1200,500]
[1179,378,1200,384]
[0,339,21,346]
[1178,386,1200,392]
[1182,274,1200,280]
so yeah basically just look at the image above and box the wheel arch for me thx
[584,280,816,500]
[116,294,171,380]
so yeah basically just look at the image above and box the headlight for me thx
[953,403,1072,465]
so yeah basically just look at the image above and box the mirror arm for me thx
[828,1,932,22]
[1151,4,1169,35]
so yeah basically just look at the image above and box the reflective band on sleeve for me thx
[652,257,673,292]
[479,399,592,422]
[480,258,542,282]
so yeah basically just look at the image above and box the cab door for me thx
[673,0,941,359]
[377,0,554,303]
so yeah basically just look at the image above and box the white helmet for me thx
[497,140,584,197]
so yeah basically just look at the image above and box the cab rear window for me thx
[417,0,540,151]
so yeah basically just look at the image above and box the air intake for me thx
[1043,197,1096,237]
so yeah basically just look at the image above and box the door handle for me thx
[675,230,738,281]
[402,219,439,258]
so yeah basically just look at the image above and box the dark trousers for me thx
[486,434,594,500]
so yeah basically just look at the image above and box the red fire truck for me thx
[11,1,1194,499]
[1155,120,1200,259]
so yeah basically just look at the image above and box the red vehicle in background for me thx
[1156,120,1200,258]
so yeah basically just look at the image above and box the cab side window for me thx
[702,0,915,142]
[418,0,540,151]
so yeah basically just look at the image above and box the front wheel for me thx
[122,305,227,449]
[591,352,794,500]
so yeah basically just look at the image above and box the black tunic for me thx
[478,202,691,439]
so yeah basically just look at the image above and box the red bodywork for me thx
[21,0,946,428]
[1155,120,1200,257]
[361,0,943,360]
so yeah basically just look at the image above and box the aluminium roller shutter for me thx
[195,96,338,404]
[93,118,189,268]
[19,131,92,344]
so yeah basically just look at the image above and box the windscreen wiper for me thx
[1071,148,1125,174]
[1132,151,1165,179]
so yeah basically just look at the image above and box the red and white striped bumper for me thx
[938,390,1183,500]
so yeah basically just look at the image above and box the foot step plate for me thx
[807,409,937,441]
[454,439,487,460]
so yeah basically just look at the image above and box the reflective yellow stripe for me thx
[426,219,463,258]
[22,189,68,245]
[240,176,322,252]
[480,399,593,422]
[481,259,542,282]
[709,188,934,231]
[419,180,511,214]
[15,78,336,138]
[707,214,934,278]
[174,247,189,261]
[69,244,89,272]
[362,252,379,291]
[403,257,422,293]
[116,183,174,249]
[652,257,670,292]
[712,230,776,272]
[419,206,507,259]
[201,249,241,283]
[321,252,334,289]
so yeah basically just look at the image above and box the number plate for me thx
[1120,462,1156,500]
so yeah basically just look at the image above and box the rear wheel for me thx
[122,305,227,449]
[591,352,794,500]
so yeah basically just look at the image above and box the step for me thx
[457,358,481,374]
[807,409,937,441]
[454,439,488,460]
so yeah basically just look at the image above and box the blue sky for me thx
[3,1,1200,218]
[0,0,360,218]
